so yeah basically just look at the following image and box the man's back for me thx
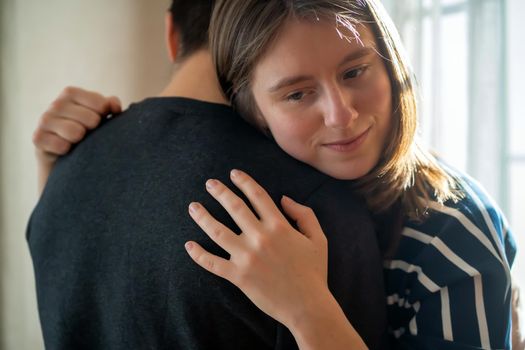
[28,97,388,349]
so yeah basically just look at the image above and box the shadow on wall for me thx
[128,1,172,102]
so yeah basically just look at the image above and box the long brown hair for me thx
[210,0,461,221]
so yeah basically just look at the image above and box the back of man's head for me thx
[169,0,214,60]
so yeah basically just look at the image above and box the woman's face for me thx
[251,18,392,180]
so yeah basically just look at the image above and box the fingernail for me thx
[185,242,193,251]
[230,169,241,178]
[206,179,218,190]
[282,195,292,204]
[188,202,200,213]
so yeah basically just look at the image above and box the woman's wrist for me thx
[36,150,56,194]
[285,287,368,350]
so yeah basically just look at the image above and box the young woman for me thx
[182,0,516,349]
[32,0,517,349]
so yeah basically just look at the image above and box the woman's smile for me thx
[321,126,371,153]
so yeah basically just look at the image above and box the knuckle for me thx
[49,98,66,111]
[267,220,286,233]
[62,124,80,142]
[253,234,271,251]
[32,130,43,145]
[211,183,225,196]
[70,126,87,142]
[204,258,215,272]
[235,174,248,186]
[250,186,265,199]
[39,112,54,126]
[229,197,244,213]
[198,210,215,226]
[211,225,224,240]
[62,86,78,96]
[109,96,122,109]
[92,101,107,114]
[301,206,314,216]
[243,250,262,271]
[86,115,102,129]
[54,140,71,155]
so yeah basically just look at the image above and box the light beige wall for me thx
[0,1,171,348]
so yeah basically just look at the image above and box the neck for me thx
[159,49,229,105]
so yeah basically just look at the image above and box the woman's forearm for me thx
[287,288,368,350]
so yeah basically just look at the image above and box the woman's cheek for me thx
[270,117,316,162]
[358,76,392,115]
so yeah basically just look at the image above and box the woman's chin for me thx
[319,163,373,181]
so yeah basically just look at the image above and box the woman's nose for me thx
[323,87,358,129]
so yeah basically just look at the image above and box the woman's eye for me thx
[343,67,366,80]
[286,91,305,102]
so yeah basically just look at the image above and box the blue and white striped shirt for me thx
[384,169,517,349]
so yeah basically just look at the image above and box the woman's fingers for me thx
[107,96,123,115]
[32,131,72,156]
[48,101,104,130]
[39,117,87,143]
[280,195,326,244]
[205,178,261,231]
[229,169,286,223]
[188,202,241,254]
[57,86,116,116]
[184,241,233,281]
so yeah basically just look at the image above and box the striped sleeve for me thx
[384,177,516,349]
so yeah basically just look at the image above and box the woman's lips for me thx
[322,127,370,153]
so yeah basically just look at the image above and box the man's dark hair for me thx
[169,0,215,60]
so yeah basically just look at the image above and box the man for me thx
[28,1,388,349]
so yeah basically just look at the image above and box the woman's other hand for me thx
[33,86,122,194]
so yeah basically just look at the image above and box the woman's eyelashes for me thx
[284,89,316,104]
[343,65,368,80]
[286,91,307,102]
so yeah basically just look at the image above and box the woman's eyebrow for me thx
[268,75,313,93]
[338,46,376,67]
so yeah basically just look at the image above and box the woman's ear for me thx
[165,12,179,62]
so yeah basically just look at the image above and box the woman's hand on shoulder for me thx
[33,86,122,194]
[185,169,328,328]
[186,169,368,349]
